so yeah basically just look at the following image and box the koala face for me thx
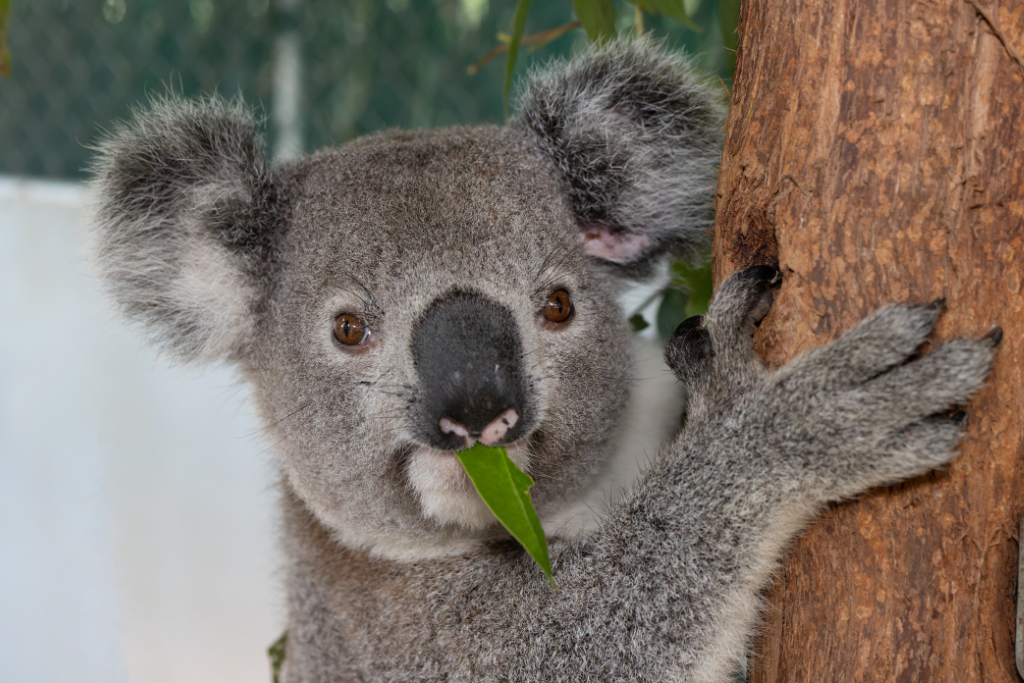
[252,127,633,552]
[90,38,724,560]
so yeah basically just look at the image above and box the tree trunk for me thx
[712,0,1024,681]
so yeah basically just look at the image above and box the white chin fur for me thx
[409,442,530,528]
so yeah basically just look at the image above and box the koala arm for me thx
[285,267,997,683]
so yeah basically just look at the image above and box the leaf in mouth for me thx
[456,443,555,587]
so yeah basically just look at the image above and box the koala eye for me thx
[335,314,369,346]
[542,289,574,324]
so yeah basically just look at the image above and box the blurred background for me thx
[0,1,735,682]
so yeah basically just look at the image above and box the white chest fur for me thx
[540,336,685,538]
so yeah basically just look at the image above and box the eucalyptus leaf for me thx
[629,313,651,333]
[657,287,690,340]
[457,443,555,587]
[503,0,532,115]
[672,259,714,318]
[572,0,617,43]
[0,0,11,77]
[268,631,288,683]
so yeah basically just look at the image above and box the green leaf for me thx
[625,0,702,32]
[503,0,532,116]
[268,631,287,683]
[656,259,714,339]
[572,0,617,43]
[0,0,11,78]
[629,313,651,333]
[672,258,714,318]
[718,0,741,76]
[657,287,690,340]
[456,443,554,587]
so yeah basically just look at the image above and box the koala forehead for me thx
[279,124,581,293]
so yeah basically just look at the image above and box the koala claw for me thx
[664,267,781,418]
[745,264,783,288]
[983,325,1004,347]
[778,301,946,394]
[759,317,996,499]
[675,276,998,502]
[705,266,780,338]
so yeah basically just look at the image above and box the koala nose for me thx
[440,408,519,448]
[412,291,531,451]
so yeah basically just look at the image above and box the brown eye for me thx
[542,289,573,324]
[334,314,368,345]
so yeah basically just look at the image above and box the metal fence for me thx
[0,0,731,180]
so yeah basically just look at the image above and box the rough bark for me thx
[712,0,1024,681]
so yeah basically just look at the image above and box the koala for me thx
[90,38,998,682]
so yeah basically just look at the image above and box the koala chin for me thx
[91,37,997,683]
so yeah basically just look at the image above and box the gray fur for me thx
[517,38,725,274]
[89,94,284,364]
[89,37,996,682]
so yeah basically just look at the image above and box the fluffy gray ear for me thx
[516,37,725,276]
[90,95,283,364]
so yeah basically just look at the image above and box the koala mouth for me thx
[407,440,531,529]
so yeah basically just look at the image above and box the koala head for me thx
[90,38,724,558]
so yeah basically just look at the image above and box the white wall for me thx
[0,177,282,683]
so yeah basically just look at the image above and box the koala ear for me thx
[516,37,726,276]
[90,95,283,364]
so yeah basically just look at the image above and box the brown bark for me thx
[712,0,1024,680]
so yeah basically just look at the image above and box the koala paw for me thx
[766,306,996,499]
[665,266,780,410]
[669,268,999,500]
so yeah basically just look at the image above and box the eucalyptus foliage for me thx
[457,443,555,587]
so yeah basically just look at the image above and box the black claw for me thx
[983,326,1003,347]
[741,265,781,286]
[950,410,968,426]
[673,315,706,336]
[928,296,947,310]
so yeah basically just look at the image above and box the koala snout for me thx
[412,292,532,450]
[440,408,520,447]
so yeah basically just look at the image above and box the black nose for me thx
[411,291,530,450]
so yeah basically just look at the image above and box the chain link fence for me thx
[0,0,731,179]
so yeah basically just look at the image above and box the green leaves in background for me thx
[268,631,287,683]
[503,0,532,113]
[629,312,651,333]
[572,0,617,43]
[0,0,11,77]
[626,0,701,32]
[672,258,713,318]
[656,287,691,340]
[718,0,740,76]
[655,258,714,339]
[456,443,554,587]
[498,0,722,112]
